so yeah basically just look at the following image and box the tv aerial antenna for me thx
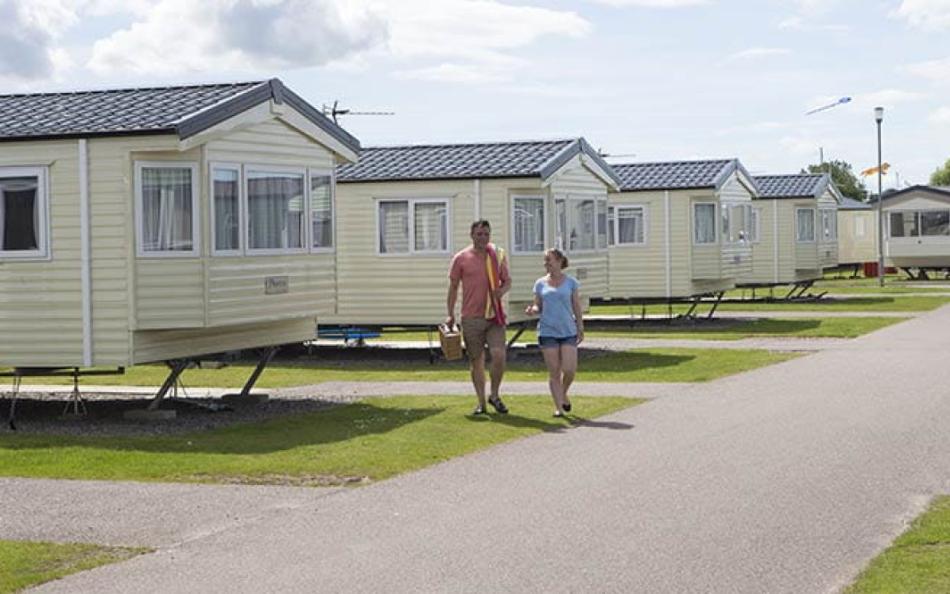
[323,100,394,124]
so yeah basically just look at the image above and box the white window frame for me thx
[375,197,452,256]
[693,202,718,245]
[134,161,200,258]
[554,195,607,254]
[0,166,50,260]
[611,203,648,247]
[209,162,244,257]
[796,207,816,243]
[244,164,308,256]
[820,208,837,241]
[510,194,546,254]
[916,208,950,237]
[309,168,335,253]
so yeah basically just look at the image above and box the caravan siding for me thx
[331,178,479,326]
[838,210,876,264]
[0,140,84,367]
[817,190,839,269]
[606,191,665,299]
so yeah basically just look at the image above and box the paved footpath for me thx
[13,307,950,593]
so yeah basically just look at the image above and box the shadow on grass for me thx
[0,401,443,455]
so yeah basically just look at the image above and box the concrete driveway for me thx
[15,306,950,593]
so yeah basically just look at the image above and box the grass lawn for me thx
[6,348,798,388]
[0,395,638,484]
[590,295,950,316]
[0,540,145,593]
[845,496,950,593]
[375,317,903,343]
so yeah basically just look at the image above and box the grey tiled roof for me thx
[337,138,620,186]
[753,174,827,198]
[610,159,738,191]
[878,184,950,204]
[838,196,871,210]
[0,78,360,153]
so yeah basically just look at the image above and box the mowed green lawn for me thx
[6,348,798,388]
[374,317,904,343]
[0,395,638,484]
[590,295,950,316]
[0,540,145,593]
[845,496,950,593]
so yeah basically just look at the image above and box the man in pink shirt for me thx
[446,220,511,415]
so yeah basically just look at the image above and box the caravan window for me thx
[796,208,816,242]
[136,162,199,256]
[749,207,761,243]
[247,170,306,253]
[821,209,837,240]
[553,196,606,252]
[919,210,949,236]
[0,167,48,259]
[513,196,545,253]
[212,167,241,254]
[693,203,716,244]
[613,205,646,245]
[377,198,449,255]
[311,175,333,250]
[889,211,919,237]
[596,200,608,249]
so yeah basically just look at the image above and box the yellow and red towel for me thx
[485,243,507,326]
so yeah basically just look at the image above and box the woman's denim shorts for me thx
[538,335,578,349]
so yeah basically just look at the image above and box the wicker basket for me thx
[438,324,463,361]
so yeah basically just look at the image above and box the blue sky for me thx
[3,0,949,189]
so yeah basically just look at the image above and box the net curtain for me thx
[248,172,304,250]
[141,168,193,252]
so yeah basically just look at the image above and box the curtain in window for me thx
[617,207,644,244]
[750,208,760,242]
[379,201,409,253]
[596,200,608,248]
[213,169,240,251]
[607,207,615,246]
[570,199,595,250]
[414,202,447,251]
[694,203,715,243]
[555,199,566,250]
[920,210,950,236]
[311,175,333,249]
[141,167,193,252]
[1,177,39,251]
[797,209,815,241]
[514,197,544,252]
[721,205,731,242]
[247,171,304,250]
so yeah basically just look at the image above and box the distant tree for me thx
[802,160,867,201]
[930,158,950,186]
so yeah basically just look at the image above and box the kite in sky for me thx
[805,96,852,115]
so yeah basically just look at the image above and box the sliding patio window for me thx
[247,170,306,253]
[0,167,48,259]
[136,162,199,256]
[311,174,333,250]
[212,166,241,254]
[693,203,716,244]
[796,208,816,242]
[513,196,545,253]
[888,211,918,238]
[377,198,449,255]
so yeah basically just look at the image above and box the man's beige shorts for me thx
[460,317,506,361]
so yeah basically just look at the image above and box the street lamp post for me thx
[875,106,884,287]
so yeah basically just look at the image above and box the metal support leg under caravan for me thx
[236,346,279,400]
[706,291,725,319]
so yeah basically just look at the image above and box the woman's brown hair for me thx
[546,247,568,269]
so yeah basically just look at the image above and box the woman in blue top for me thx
[524,248,584,417]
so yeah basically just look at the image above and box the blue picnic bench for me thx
[317,326,381,346]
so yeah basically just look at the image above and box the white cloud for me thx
[930,106,950,124]
[852,89,928,109]
[88,0,387,75]
[892,0,950,31]
[777,15,849,32]
[724,47,791,62]
[905,56,950,83]
[0,0,81,80]
[588,0,709,6]
[395,63,514,85]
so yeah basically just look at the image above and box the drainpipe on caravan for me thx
[772,200,780,285]
[473,179,481,220]
[664,190,672,298]
[78,139,93,367]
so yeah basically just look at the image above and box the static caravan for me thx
[740,174,841,289]
[333,139,619,327]
[880,185,950,275]
[0,79,359,389]
[601,159,756,302]
[837,196,876,267]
